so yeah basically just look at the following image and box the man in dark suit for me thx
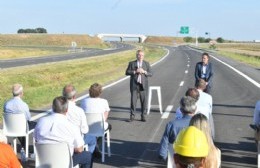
[125,50,152,122]
[195,52,213,94]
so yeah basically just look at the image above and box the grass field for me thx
[199,43,260,67]
[0,45,166,120]
[145,36,184,45]
[0,34,109,59]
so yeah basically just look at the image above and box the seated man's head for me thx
[62,84,76,100]
[12,83,23,97]
[52,96,68,114]
[173,126,209,168]
[185,88,200,102]
[180,96,197,114]
[195,79,206,91]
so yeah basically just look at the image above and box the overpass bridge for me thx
[97,33,147,43]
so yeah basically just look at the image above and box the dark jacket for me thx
[125,60,152,91]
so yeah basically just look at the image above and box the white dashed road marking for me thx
[161,105,174,119]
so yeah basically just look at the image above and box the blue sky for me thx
[0,0,259,41]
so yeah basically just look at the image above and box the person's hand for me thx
[206,82,208,85]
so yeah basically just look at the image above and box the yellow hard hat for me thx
[173,126,209,157]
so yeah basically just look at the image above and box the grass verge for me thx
[0,45,166,120]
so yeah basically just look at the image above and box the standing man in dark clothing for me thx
[195,52,213,93]
[125,49,152,122]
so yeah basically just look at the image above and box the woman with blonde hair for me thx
[189,113,221,168]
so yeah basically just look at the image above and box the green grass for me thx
[197,43,260,68]
[219,51,260,67]
[0,45,166,121]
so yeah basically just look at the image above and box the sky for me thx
[0,0,260,41]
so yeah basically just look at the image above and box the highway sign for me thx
[180,26,189,34]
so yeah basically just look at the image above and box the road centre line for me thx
[161,105,174,119]
[185,70,188,74]
[189,46,260,88]
[180,81,184,86]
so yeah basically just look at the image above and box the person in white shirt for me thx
[4,83,36,148]
[195,79,213,119]
[81,83,111,158]
[34,96,92,168]
[62,84,96,154]
[81,83,111,131]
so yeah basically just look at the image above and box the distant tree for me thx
[35,27,47,33]
[205,38,212,43]
[198,37,206,43]
[216,37,224,43]
[17,27,47,34]
[183,36,193,43]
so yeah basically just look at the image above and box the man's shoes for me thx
[250,124,259,132]
[141,115,146,122]
[130,114,135,122]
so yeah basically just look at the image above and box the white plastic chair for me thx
[3,113,34,159]
[85,112,111,162]
[35,143,75,168]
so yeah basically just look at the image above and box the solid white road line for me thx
[161,105,174,119]
[180,81,184,86]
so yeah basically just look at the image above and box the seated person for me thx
[4,83,36,149]
[81,83,111,131]
[34,96,92,168]
[0,130,22,168]
[158,96,197,160]
[250,100,260,133]
[173,126,209,168]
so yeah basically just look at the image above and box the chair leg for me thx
[102,136,105,162]
[13,138,17,155]
[106,131,111,157]
[26,135,29,158]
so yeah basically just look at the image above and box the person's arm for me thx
[79,108,89,134]
[103,99,110,121]
[125,62,135,76]
[80,98,87,112]
[158,123,172,160]
[207,63,213,84]
[73,126,85,153]
[24,103,31,121]
[253,101,260,125]
[143,61,152,77]
[74,146,84,153]
[195,63,200,81]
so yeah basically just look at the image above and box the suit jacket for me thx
[195,62,213,85]
[125,60,152,91]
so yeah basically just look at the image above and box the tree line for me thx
[17,28,47,34]
[183,37,225,43]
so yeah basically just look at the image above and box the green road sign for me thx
[180,26,189,34]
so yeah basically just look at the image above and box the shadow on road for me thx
[215,140,257,167]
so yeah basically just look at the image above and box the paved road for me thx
[0,42,134,69]
[16,44,260,167]
[92,45,260,167]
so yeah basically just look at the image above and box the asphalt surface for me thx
[0,42,134,69]
[8,44,260,167]
[91,45,260,168]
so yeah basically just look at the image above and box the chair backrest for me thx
[35,143,73,168]
[3,113,28,137]
[167,143,175,168]
[85,112,105,137]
